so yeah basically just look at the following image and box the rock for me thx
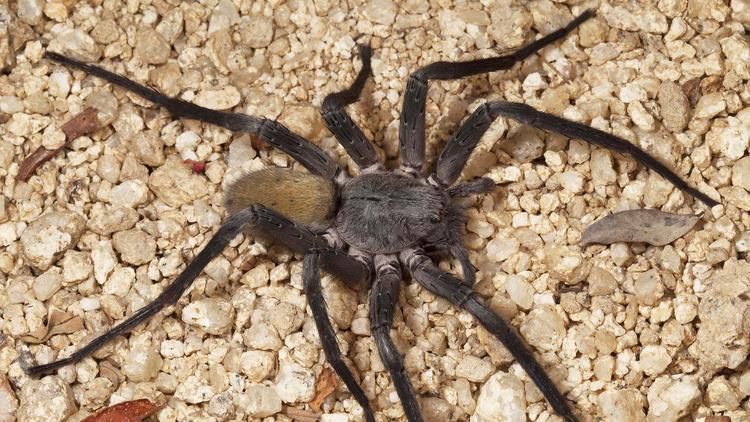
[0,377,18,421]
[87,206,139,235]
[20,211,85,271]
[208,0,240,34]
[109,180,149,208]
[694,93,726,119]
[559,170,584,193]
[690,259,750,373]
[193,86,241,110]
[274,360,315,403]
[705,376,740,412]
[17,0,43,25]
[720,34,750,79]
[504,276,534,310]
[135,27,171,64]
[112,229,156,266]
[16,376,76,422]
[48,27,101,62]
[646,375,701,420]
[658,81,690,132]
[244,322,282,351]
[544,245,587,284]
[362,0,398,25]
[182,298,235,335]
[175,375,215,404]
[488,6,532,50]
[639,345,671,376]
[235,384,281,418]
[0,5,14,73]
[520,306,566,352]
[278,104,325,142]
[32,269,62,301]
[486,237,519,263]
[597,388,645,421]
[240,350,276,382]
[103,266,134,297]
[634,269,664,306]
[588,266,618,296]
[122,335,163,382]
[239,15,273,48]
[733,156,750,190]
[149,156,209,207]
[473,372,525,422]
[455,355,494,383]
[91,240,117,284]
[61,250,92,285]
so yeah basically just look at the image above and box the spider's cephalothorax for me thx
[26,9,719,422]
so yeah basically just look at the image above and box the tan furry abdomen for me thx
[224,168,337,229]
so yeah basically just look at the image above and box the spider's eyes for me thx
[430,215,440,224]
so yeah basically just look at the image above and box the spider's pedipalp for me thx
[321,44,379,170]
[303,253,375,422]
[44,52,341,179]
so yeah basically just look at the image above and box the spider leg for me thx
[25,205,367,376]
[400,249,579,422]
[321,44,379,170]
[370,255,422,422]
[303,253,376,422]
[450,244,477,286]
[44,52,340,180]
[446,177,496,197]
[399,10,594,173]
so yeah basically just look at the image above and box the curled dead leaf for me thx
[581,209,701,246]
[20,308,84,344]
[283,407,321,422]
[309,366,338,411]
[81,399,160,422]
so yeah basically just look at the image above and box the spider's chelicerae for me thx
[26,9,718,422]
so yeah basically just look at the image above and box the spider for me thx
[24,8,718,422]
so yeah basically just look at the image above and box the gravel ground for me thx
[1,0,750,421]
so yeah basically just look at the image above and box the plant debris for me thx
[581,209,702,246]
[309,366,338,411]
[19,309,84,344]
[81,399,159,422]
[16,107,100,182]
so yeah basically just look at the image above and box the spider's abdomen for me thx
[336,173,449,254]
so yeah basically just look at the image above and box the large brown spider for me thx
[24,9,717,422]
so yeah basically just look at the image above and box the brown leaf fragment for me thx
[580,209,701,247]
[20,308,84,344]
[16,107,100,182]
[283,406,321,422]
[309,366,338,411]
[681,77,701,107]
[82,399,160,422]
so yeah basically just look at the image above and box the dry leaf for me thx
[20,309,84,344]
[82,399,160,422]
[283,407,321,422]
[309,367,338,411]
[17,107,100,181]
[581,209,701,246]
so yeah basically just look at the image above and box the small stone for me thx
[149,156,209,207]
[486,237,519,263]
[658,81,690,132]
[588,266,618,296]
[732,156,750,190]
[362,0,397,25]
[504,276,534,310]
[16,376,76,422]
[61,250,92,284]
[109,180,149,208]
[240,350,276,382]
[705,376,740,411]
[278,104,325,142]
[244,322,282,351]
[103,266,134,297]
[647,376,701,420]
[182,298,235,335]
[175,375,215,404]
[112,229,156,265]
[20,211,85,271]
[48,27,101,62]
[122,335,163,382]
[274,361,315,403]
[33,269,62,301]
[240,15,274,48]
[639,345,671,376]
[91,240,117,285]
[0,377,18,421]
[720,34,750,79]
[194,85,241,110]
[135,27,171,64]
[558,170,584,193]
[634,269,664,306]
[520,306,566,352]
[208,0,240,34]
[694,93,726,119]
[544,245,586,284]
[597,388,645,421]
[473,372,526,422]
[17,0,44,25]
[455,356,494,383]
[87,206,139,235]
[236,384,281,418]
